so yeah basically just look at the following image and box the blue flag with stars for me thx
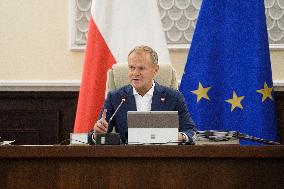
[179,0,279,145]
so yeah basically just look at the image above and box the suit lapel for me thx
[151,83,166,111]
[122,85,137,111]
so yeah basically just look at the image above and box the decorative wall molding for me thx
[0,80,80,91]
[274,80,284,91]
[0,80,283,91]
[70,0,284,50]
[69,0,91,51]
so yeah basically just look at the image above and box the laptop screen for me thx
[127,111,179,144]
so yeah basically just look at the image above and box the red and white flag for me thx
[74,0,171,133]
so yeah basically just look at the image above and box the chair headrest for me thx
[110,63,177,89]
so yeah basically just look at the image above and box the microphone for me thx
[108,97,126,124]
[96,97,126,145]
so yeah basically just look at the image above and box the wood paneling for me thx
[0,110,59,144]
[0,146,283,189]
[0,91,283,145]
[0,92,78,145]
[275,92,284,143]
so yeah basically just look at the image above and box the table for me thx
[0,145,283,189]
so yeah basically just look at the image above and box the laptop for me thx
[127,111,179,144]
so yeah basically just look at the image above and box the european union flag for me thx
[179,0,279,145]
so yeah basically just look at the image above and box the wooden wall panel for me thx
[0,92,78,145]
[275,92,284,143]
[0,110,59,144]
[0,91,283,145]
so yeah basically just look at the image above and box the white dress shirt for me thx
[132,81,155,111]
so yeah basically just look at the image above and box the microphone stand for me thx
[108,98,125,124]
[96,98,125,145]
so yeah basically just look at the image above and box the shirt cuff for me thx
[180,132,189,142]
[92,132,96,143]
[180,131,197,143]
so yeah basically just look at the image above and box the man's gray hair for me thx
[128,45,158,64]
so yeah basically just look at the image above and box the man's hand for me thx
[178,133,186,142]
[93,109,108,139]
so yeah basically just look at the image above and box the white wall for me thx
[0,0,283,84]
[0,0,83,81]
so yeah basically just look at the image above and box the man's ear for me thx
[154,64,159,75]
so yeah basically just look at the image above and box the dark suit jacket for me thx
[88,82,196,144]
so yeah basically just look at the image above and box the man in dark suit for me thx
[89,45,196,144]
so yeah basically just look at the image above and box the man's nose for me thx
[133,68,140,76]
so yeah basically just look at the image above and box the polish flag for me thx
[74,0,171,133]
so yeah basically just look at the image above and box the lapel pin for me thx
[161,97,166,102]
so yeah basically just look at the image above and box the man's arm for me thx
[176,91,197,144]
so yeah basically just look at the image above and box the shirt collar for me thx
[133,80,155,97]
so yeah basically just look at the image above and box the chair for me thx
[106,63,178,94]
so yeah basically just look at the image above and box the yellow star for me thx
[225,91,245,112]
[191,82,211,102]
[256,82,273,102]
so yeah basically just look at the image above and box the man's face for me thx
[128,51,159,96]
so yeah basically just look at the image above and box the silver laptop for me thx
[127,111,179,144]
